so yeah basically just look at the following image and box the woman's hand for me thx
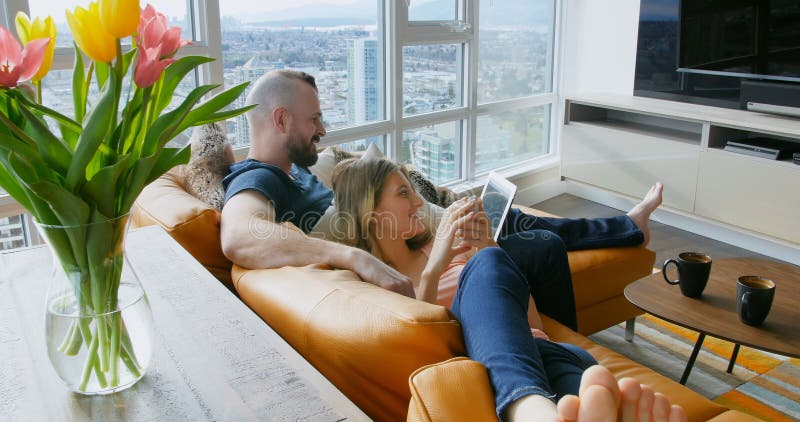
[530,328,550,340]
[456,198,498,251]
[420,197,478,283]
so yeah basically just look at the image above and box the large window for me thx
[0,0,560,240]
[215,0,558,185]
[219,1,383,149]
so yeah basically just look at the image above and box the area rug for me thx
[590,314,800,421]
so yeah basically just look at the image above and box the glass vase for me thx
[36,214,154,395]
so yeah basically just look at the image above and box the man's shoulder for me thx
[224,159,290,186]
[230,159,285,177]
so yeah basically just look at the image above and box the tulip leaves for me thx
[0,49,252,227]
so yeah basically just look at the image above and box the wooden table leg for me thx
[727,343,741,374]
[681,333,706,385]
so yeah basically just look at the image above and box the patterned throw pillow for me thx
[180,122,234,210]
[309,144,461,208]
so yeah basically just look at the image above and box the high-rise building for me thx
[409,128,459,185]
[347,38,380,151]
[0,214,27,251]
[347,38,379,123]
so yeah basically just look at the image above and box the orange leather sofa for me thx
[133,169,761,422]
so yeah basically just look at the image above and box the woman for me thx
[331,158,680,421]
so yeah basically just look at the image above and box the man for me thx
[220,69,415,297]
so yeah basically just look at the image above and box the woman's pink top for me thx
[419,242,472,308]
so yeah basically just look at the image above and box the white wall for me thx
[560,0,641,96]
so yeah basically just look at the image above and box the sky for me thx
[29,0,376,23]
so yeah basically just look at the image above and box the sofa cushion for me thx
[233,264,466,422]
[408,357,498,422]
[407,317,733,422]
[131,168,233,287]
[541,317,730,422]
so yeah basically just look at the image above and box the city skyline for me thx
[1,1,553,250]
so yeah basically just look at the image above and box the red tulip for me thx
[133,4,190,88]
[0,25,50,88]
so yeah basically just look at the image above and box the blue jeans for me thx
[497,209,644,331]
[451,247,599,419]
[502,208,644,251]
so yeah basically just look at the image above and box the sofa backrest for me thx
[233,263,466,422]
[131,167,233,288]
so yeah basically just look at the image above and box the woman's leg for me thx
[500,183,663,251]
[501,208,644,250]
[451,247,592,419]
[498,230,577,331]
[537,340,597,401]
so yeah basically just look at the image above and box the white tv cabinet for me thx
[561,94,800,250]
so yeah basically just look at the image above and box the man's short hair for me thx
[273,69,317,92]
[245,69,318,128]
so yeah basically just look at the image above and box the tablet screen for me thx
[480,173,517,241]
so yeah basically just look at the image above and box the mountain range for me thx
[235,0,553,27]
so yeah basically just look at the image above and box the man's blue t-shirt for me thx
[222,159,333,233]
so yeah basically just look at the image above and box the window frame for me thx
[0,0,563,220]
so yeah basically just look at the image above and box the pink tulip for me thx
[0,25,50,88]
[133,4,190,88]
[133,46,175,88]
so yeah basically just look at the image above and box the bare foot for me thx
[556,365,686,422]
[627,182,663,246]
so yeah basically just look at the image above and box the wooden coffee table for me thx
[625,258,800,384]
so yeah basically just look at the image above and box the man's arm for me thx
[220,190,415,297]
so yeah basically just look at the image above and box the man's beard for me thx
[286,134,319,167]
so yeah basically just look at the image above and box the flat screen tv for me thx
[677,0,800,83]
[635,0,800,112]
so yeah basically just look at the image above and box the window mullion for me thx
[390,0,406,161]
[401,107,470,130]
[403,28,472,45]
[465,0,478,181]
[552,0,565,158]
[2,0,28,28]
[476,93,559,114]
[196,0,223,90]
[319,121,395,146]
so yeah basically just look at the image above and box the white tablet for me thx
[480,172,517,241]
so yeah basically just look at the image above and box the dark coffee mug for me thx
[737,276,776,326]
[662,252,712,297]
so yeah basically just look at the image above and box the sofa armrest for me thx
[131,168,233,287]
[232,264,466,422]
[407,357,498,422]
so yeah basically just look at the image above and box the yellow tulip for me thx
[66,2,117,63]
[99,0,141,38]
[15,12,56,82]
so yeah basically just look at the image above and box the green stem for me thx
[92,348,109,389]
[135,87,152,159]
[35,81,42,104]
[78,323,101,392]
[77,316,110,389]
[119,341,142,378]
[109,313,121,386]
[118,315,142,373]
[58,320,83,356]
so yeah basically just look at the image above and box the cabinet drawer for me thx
[562,122,700,212]
[696,151,800,244]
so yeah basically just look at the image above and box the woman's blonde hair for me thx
[332,157,433,260]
